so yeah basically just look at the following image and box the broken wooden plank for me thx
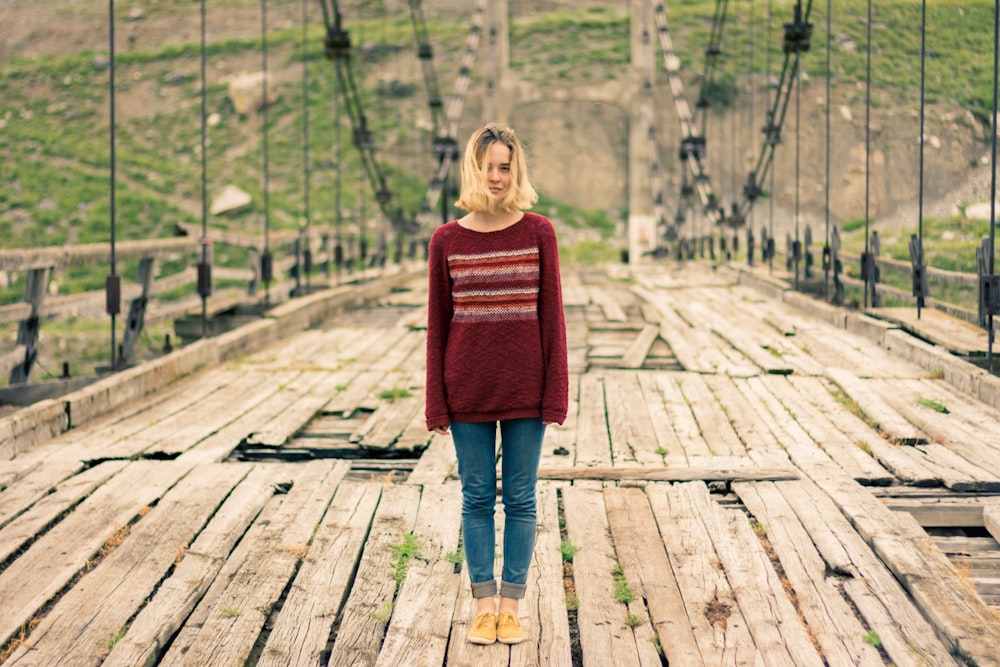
[0,460,193,649]
[826,368,928,445]
[103,465,292,667]
[4,464,251,666]
[327,484,422,667]
[604,486,704,666]
[537,466,798,482]
[563,486,660,667]
[619,324,659,369]
[734,481,883,666]
[645,482,759,664]
[256,481,382,666]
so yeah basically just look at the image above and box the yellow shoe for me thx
[467,612,497,645]
[497,612,525,644]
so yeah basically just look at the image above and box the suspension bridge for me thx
[2,1,1000,665]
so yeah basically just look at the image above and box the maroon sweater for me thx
[425,212,569,429]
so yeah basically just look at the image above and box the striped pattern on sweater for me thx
[448,246,540,322]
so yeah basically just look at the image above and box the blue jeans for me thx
[451,418,546,599]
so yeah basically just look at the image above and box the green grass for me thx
[916,397,949,414]
[560,540,580,562]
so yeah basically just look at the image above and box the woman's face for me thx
[486,141,512,200]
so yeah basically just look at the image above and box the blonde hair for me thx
[455,123,538,214]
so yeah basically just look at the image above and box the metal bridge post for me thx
[9,267,50,385]
[121,256,155,365]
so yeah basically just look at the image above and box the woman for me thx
[425,123,569,645]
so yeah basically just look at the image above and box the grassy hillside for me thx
[0,0,995,379]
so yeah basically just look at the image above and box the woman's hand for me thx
[433,425,451,435]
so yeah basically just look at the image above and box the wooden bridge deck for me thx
[2,262,1000,666]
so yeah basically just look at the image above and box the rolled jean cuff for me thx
[499,580,526,599]
[470,579,497,598]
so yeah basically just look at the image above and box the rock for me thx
[928,135,941,149]
[965,201,996,221]
[840,105,853,122]
[208,112,221,127]
[92,54,110,70]
[210,185,253,216]
[227,71,277,116]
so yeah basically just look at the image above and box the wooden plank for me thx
[4,464,251,666]
[734,481,884,666]
[0,460,193,649]
[256,481,382,666]
[701,374,790,466]
[789,376,946,487]
[537,466,798,482]
[375,482,462,667]
[645,482,759,664]
[159,461,350,667]
[120,370,300,458]
[774,478,961,666]
[987,506,1000,544]
[676,373,745,457]
[562,486,660,667]
[102,465,288,667]
[406,434,457,487]
[244,369,358,447]
[826,367,929,445]
[0,460,128,564]
[574,374,611,468]
[588,287,628,322]
[632,286,708,372]
[326,369,388,418]
[805,457,1000,664]
[653,373,713,461]
[879,378,1000,484]
[759,376,894,485]
[619,324,659,368]
[518,482,572,666]
[635,373,686,466]
[678,481,824,667]
[883,496,998,528]
[604,487,704,666]
[539,374,580,468]
[327,484,422,667]
[602,371,662,467]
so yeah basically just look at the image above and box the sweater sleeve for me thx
[425,227,453,430]
[537,217,569,424]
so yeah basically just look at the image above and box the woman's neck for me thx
[459,210,524,232]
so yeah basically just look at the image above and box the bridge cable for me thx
[746,0,755,266]
[793,50,801,290]
[198,0,212,337]
[411,0,487,231]
[261,0,273,303]
[321,2,414,236]
[740,0,812,223]
[862,0,873,308]
[988,0,999,366]
[106,0,121,369]
[766,0,775,270]
[823,0,831,300]
[652,2,719,232]
[302,0,313,291]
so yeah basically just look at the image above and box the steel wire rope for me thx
[747,0,755,266]
[106,0,120,369]
[198,0,211,337]
[261,0,273,304]
[863,0,873,308]
[302,0,313,291]
[989,0,999,367]
[793,51,801,290]
[823,0,831,300]
[915,0,927,319]
[766,0,774,271]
